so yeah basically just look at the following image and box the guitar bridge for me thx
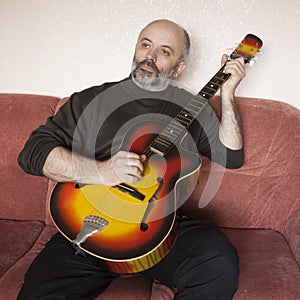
[73,215,108,252]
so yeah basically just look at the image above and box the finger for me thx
[140,154,147,163]
[118,151,141,160]
[121,151,146,164]
[223,56,245,72]
[124,152,146,172]
[229,57,245,70]
[122,173,141,184]
[119,157,144,178]
[113,163,143,184]
[114,151,146,178]
[221,54,228,66]
[223,60,246,77]
[128,158,145,175]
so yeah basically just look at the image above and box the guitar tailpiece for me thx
[73,243,87,257]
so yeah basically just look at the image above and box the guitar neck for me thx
[146,65,229,157]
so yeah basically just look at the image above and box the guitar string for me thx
[76,37,262,223]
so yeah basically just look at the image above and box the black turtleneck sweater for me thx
[18,78,243,176]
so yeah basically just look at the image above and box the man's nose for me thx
[146,49,157,63]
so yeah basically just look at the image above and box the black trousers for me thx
[17,218,239,300]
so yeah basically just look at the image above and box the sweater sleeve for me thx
[17,86,103,176]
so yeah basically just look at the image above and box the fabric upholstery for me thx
[0,220,44,277]
[226,228,300,300]
[284,209,300,266]
[0,94,59,221]
[0,225,62,300]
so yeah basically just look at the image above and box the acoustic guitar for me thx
[50,34,263,274]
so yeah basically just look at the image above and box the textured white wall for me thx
[1,0,299,108]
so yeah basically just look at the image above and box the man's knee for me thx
[174,237,239,299]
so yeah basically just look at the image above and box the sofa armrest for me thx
[284,209,300,267]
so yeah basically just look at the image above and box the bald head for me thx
[138,19,190,62]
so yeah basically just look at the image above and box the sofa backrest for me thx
[3,93,298,233]
[0,94,59,221]
[182,97,300,233]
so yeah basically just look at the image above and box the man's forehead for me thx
[138,22,184,50]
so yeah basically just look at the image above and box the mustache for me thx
[136,59,160,75]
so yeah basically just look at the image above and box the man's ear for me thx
[173,61,186,78]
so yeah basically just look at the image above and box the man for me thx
[17,19,245,299]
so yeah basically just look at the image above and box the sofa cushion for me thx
[0,220,44,277]
[284,209,300,267]
[0,94,59,221]
[0,225,58,299]
[182,97,300,233]
[225,228,300,299]
[96,276,152,299]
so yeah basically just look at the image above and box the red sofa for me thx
[0,93,299,299]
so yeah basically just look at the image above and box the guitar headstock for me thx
[230,34,263,65]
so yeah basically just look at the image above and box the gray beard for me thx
[131,61,176,92]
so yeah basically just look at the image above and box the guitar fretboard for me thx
[145,66,230,157]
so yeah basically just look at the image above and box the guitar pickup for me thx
[114,183,145,201]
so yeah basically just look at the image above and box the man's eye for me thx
[161,49,170,56]
[142,43,150,48]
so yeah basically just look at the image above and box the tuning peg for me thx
[255,51,263,58]
[249,60,255,67]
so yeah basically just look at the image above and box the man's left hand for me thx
[221,54,246,96]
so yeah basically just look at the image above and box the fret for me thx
[161,129,177,140]
[170,119,187,130]
[175,117,190,127]
[215,71,230,82]
[190,96,206,104]
[207,81,221,90]
[156,135,172,147]
[187,101,202,110]
[201,86,217,95]
[185,104,198,113]
[150,141,169,156]
[165,123,182,134]
[175,118,192,127]
[161,126,182,143]
[211,77,225,85]
[185,105,200,114]
[177,109,195,121]
[177,110,194,123]
[188,99,206,111]
[198,92,211,100]
[164,121,186,139]
[143,147,153,157]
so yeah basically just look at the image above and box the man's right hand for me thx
[97,151,146,186]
